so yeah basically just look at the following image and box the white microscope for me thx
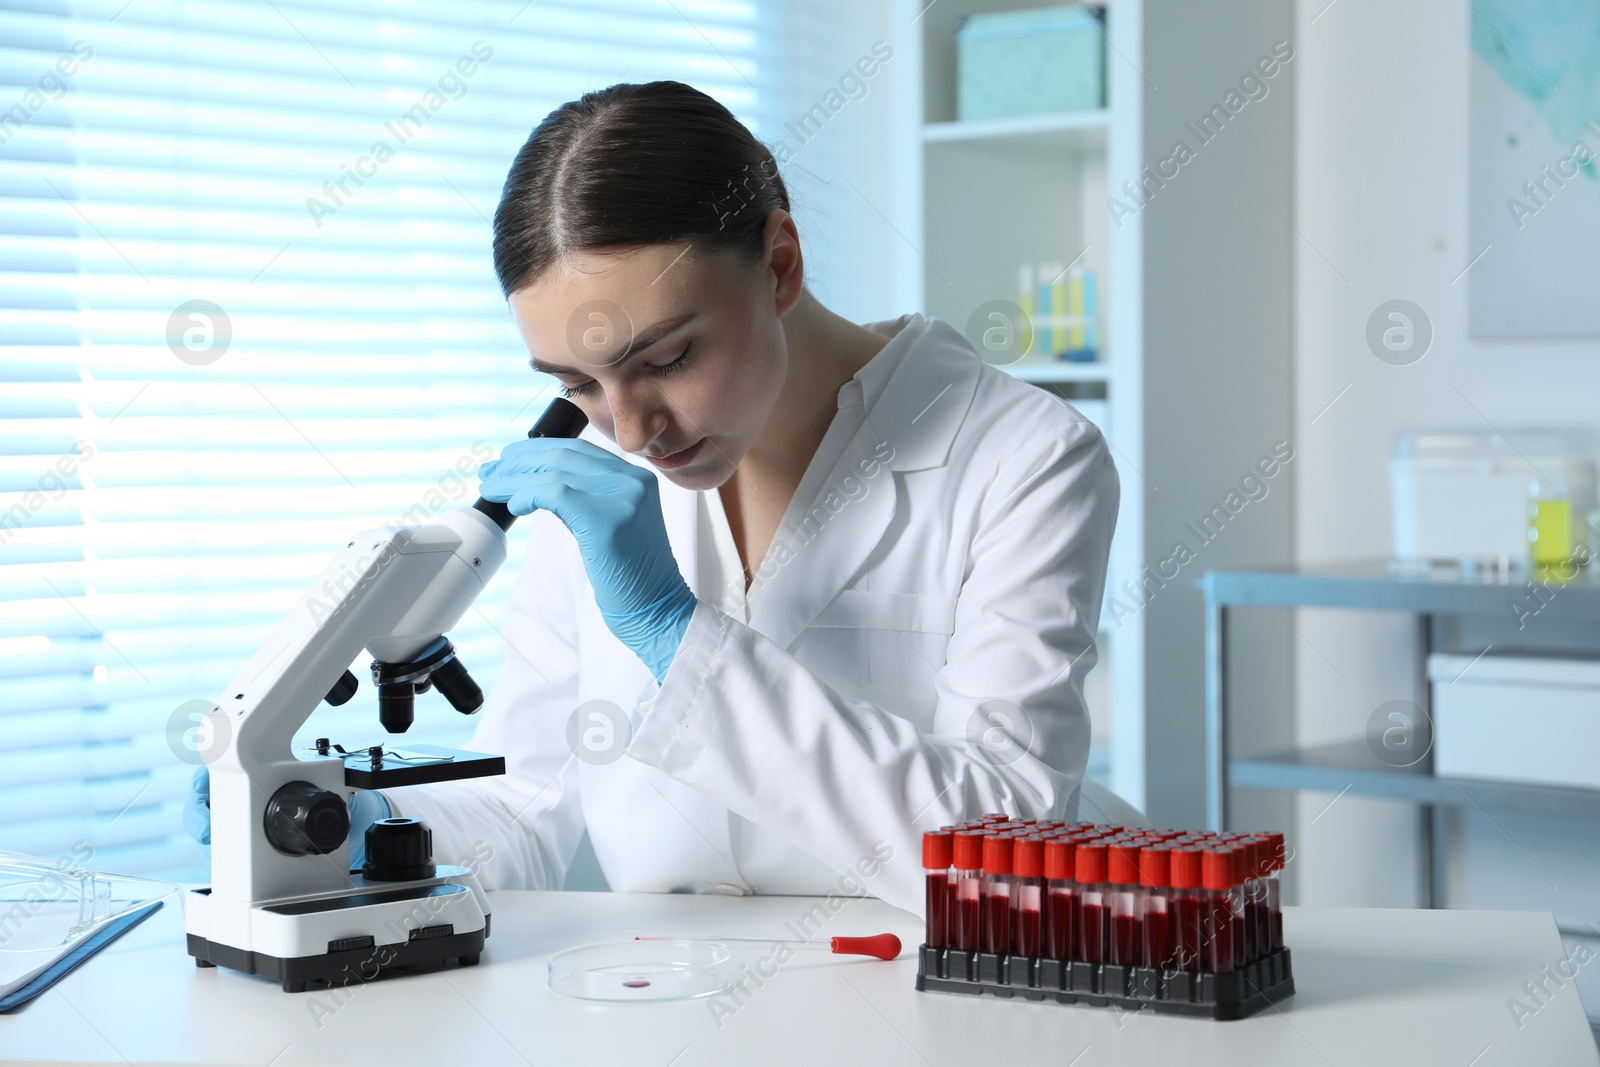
[185,398,588,992]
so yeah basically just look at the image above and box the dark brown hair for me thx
[492,80,791,297]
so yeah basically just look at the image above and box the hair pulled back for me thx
[493,80,792,297]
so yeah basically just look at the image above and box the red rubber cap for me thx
[922,830,952,870]
[980,813,1010,822]
[1139,845,1171,888]
[1014,836,1044,878]
[831,934,902,960]
[1202,848,1237,890]
[1043,839,1076,881]
[1170,846,1203,889]
[982,834,1014,876]
[1075,842,1108,884]
[952,831,986,871]
[1108,842,1141,885]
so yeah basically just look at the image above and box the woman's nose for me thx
[608,386,670,455]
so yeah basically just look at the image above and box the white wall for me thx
[765,3,910,325]
[1292,0,1600,912]
[1138,0,1296,831]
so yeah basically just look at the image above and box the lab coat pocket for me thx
[802,589,959,718]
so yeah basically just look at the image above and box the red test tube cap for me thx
[1264,832,1287,871]
[982,834,1014,876]
[1014,837,1045,879]
[1108,843,1141,885]
[1170,847,1203,889]
[1043,839,1077,880]
[1202,848,1237,891]
[953,831,986,871]
[1239,838,1265,880]
[922,830,953,870]
[1075,842,1108,884]
[1139,845,1171,888]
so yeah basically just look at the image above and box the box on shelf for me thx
[956,5,1106,121]
[1391,428,1596,568]
[1428,652,1600,791]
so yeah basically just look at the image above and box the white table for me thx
[3,890,1596,1066]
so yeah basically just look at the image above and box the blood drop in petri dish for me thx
[622,979,651,988]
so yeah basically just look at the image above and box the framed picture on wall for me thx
[1467,0,1600,339]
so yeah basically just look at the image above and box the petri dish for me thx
[547,939,733,1002]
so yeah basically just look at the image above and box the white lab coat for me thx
[382,312,1120,917]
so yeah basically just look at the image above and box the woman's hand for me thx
[478,438,697,683]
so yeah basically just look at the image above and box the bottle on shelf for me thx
[1015,259,1100,363]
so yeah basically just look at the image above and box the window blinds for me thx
[0,0,779,883]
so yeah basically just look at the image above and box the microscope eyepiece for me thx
[472,396,589,532]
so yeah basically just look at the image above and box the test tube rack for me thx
[914,942,1295,1021]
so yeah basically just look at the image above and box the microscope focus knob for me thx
[263,781,350,856]
[362,817,437,882]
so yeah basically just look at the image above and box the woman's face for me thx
[508,239,790,491]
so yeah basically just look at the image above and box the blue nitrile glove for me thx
[478,437,697,683]
[183,765,392,867]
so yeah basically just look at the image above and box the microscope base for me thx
[186,924,487,993]
[184,866,492,993]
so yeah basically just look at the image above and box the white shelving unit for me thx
[902,0,1134,801]
[892,0,1294,823]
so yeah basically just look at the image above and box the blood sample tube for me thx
[1248,835,1273,960]
[1107,841,1142,967]
[1264,831,1286,952]
[1042,838,1077,961]
[1138,844,1174,969]
[1224,844,1248,969]
[1012,836,1045,957]
[1169,845,1204,972]
[951,831,985,952]
[1201,848,1237,974]
[1074,841,1109,964]
[922,830,953,950]
[1233,838,1264,964]
[981,834,1014,955]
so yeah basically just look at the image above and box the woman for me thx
[190,80,1123,916]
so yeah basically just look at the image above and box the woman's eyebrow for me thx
[529,311,698,375]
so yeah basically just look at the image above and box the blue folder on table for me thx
[0,899,165,1012]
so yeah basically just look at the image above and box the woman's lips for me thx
[645,438,706,469]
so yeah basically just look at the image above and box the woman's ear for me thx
[762,208,805,316]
